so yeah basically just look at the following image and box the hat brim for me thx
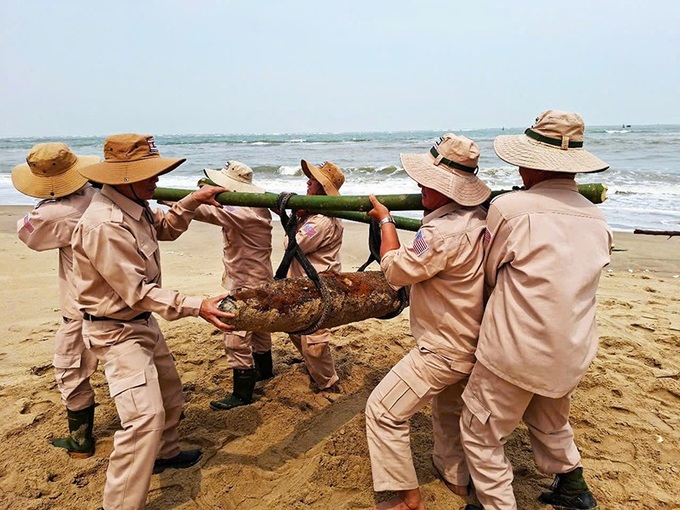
[11,154,100,199]
[493,135,609,173]
[203,168,265,194]
[399,153,491,207]
[78,157,186,185]
[301,160,341,196]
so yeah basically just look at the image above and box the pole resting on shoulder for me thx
[274,192,333,335]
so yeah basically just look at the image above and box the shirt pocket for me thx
[53,353,82,369]
[138,235,160,282]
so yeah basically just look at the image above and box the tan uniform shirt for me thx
[478,179,613,398]
[72,185,203,321]
[193,204,273,292]
[17,185,97,320]
[288,214,343,276]
[381,203,487,374]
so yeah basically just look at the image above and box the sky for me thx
[1,0,679,137]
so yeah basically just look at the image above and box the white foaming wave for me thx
[609,183,680,195]
[605,130,630,134]
[278,165,301,176]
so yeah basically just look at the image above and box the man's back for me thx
[478,179,613,397]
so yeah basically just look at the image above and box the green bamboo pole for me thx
[154,182,606,233]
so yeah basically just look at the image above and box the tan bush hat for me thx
[78,133,186,185]
[400,134,491,206]
[204,161,265,193]
[494,110,609,173]
[301,160,345,196]
[11,143,100,199]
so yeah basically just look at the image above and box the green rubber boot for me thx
[538,467,598,509]
[52,404,95,458]
[253,350,274,381]
[210,368,258,411]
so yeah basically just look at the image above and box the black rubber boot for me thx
[538,467,598,509]
[153,449,202,474]
[52,404,95,458]
[253,350,274,381]
[209,368,258,410]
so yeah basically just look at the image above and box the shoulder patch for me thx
[18,214,35,234]
[411,230,429,256]
[483,227,492,248]
[301,223,317,238]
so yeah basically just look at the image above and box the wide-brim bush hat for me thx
[78,133,186,185]
[301,160,345,196]
[493,110,609,173]
[12,143,100,199]
[204,160,264,193]
[400,134,491,206]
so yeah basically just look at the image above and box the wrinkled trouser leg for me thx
[225,330,272,369]
[53,318,98,411]
[365,347,468,492]
[432,378,469,486]
[149,317,184,460]
[523,391,581,475]
[460,363,532,510]
[84,318,183,510]
[289,329,338,389]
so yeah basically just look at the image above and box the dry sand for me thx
[0,205,678,510]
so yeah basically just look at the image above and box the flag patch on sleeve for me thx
[412,230,429,256]
[19,215,34,234]
[302,223,317,238]
[483,227,492,247]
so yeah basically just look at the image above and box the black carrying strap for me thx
[357,218,409,320]
[274,192,333,335]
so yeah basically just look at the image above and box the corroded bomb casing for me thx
[218,271,408,333]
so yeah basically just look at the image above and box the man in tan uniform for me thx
[286,160,345,391]
[365,134,491,510]
[72,133,236,510]
[191,161,275,410]
[12,143,101,458]
[460,111,613,510]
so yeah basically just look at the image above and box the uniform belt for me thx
[83,312,151,322]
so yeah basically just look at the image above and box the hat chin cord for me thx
[127,184,155,224]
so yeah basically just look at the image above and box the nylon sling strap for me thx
[357,218,409,320]
[274,192,333,335]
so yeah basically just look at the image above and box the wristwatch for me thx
[379,216,395,226]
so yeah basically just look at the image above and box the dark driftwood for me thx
[633,229,679,237]
[218,271,408,333]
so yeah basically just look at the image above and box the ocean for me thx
[1,126,679,232]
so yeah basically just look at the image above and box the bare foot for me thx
[372,489,425,510]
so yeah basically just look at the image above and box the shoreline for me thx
[0,205,678,509]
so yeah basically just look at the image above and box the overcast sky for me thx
[1,1,679,137]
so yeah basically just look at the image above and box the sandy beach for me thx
[0,204,678,510]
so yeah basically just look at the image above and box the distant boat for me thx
[622,124,631,128]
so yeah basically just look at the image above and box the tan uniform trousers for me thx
[460,363,582,510]
[224,330,272,369]
[54,317,98,411]
[83,316,184,510]
[288,329,338,390]
[365,346,469,492]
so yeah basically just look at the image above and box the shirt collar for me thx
[422,201,461,223]
[101,185,146,221]
[530,179,579,192]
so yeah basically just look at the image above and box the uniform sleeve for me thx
[483,202,514,291]
[295,215,334,255]
[81,222,201,320]
[380,224,447,287]
[17,203,78,251]
[151,193,202,241]
[193,204,239,230]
